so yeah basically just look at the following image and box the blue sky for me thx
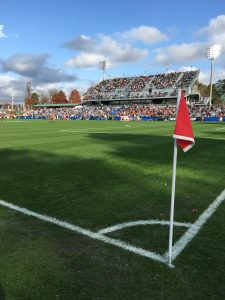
[0,0,225,102]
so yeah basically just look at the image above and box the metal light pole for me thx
[11,87,14,111]
[206,45,221,108]
[99,60,108,81]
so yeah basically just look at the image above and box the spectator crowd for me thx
[11,103,225,121]
[83,71,198,102]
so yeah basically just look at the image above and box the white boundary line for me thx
[59,129,168,135]
[0,199,167,265]
[61,130,114,134]
[60,126,131,132]
[0,188,224,267]
[97,220,191,234]
[164,188,225,261]
[215,127,225,131]
[2,120,28,122]
[201,136,225,141]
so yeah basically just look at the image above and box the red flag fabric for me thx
[173,91,195,152]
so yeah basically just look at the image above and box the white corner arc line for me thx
[97,220,191,235]
[164,188,225,262]
[0,199,167,265]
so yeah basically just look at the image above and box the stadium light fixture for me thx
[99,60,108,80]
[206,45,221,108]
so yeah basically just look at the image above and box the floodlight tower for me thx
[99,60,108,80]
[206,45,221,108]
[11,87,14,111]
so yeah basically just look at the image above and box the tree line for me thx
[196,79,225,104]
[25,84,81,107]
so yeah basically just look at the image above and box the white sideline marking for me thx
[60,130,113,134]
[59,129,164,135]
[215,127,225,131]
[97,220,191,234]
[60,126,130,132]
[3,121,28,122]
[202,136,225,141]
[164,188,225,261]
[0,199,167,265]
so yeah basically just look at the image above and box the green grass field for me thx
[0,119,224,299]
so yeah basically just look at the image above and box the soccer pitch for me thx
[0,120,224,299]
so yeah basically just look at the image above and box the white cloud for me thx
[95,35,148,66]
[199,68,225,85]
[195,15,225,64]
[35,81,78,96]
[150,15,225,68]
[1,53,77,83]
[198,71,209,84]
[179,66,199,72]
[0,53,79,102]
[65,33,148,68]
[66,53,106,68]
[153,43,205,66]
[121,25,168,44]
[64,34,96,52]
[0,75,26,101]
[0,74,13,86]
[0,25,7,38]
[3,53,45,75]
[197,15,225,44]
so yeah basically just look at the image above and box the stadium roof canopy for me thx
[33,104,80,108]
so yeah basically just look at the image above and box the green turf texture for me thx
[0,120,224,299]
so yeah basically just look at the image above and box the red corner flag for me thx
[173,91,195,152]
[168,90,195,266]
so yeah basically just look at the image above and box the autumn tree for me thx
[198,82,220,104]
[31,92,39,103]
[51,90,68,104]
[214,79,225,96]
[39,92,50,104]
[69,89,81,104]
[25,93,40,108]
[198,82,209,97]
[3,103,10,109]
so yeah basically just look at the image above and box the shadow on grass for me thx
[88,132,225,173]
[0,146,171,228]
[0,282,5,300]
[202,130,225,137]
[0,133,224,227]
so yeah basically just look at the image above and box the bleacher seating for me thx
[129,75,153,92]
[150,72,181,89]
[83,70,199,103]
[175,71,197,88]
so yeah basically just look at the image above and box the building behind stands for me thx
[82,70,208,106]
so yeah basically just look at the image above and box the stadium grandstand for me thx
[2,70,224,122]
[82,70,206,105]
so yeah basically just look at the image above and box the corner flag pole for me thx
[168,89,181,266]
